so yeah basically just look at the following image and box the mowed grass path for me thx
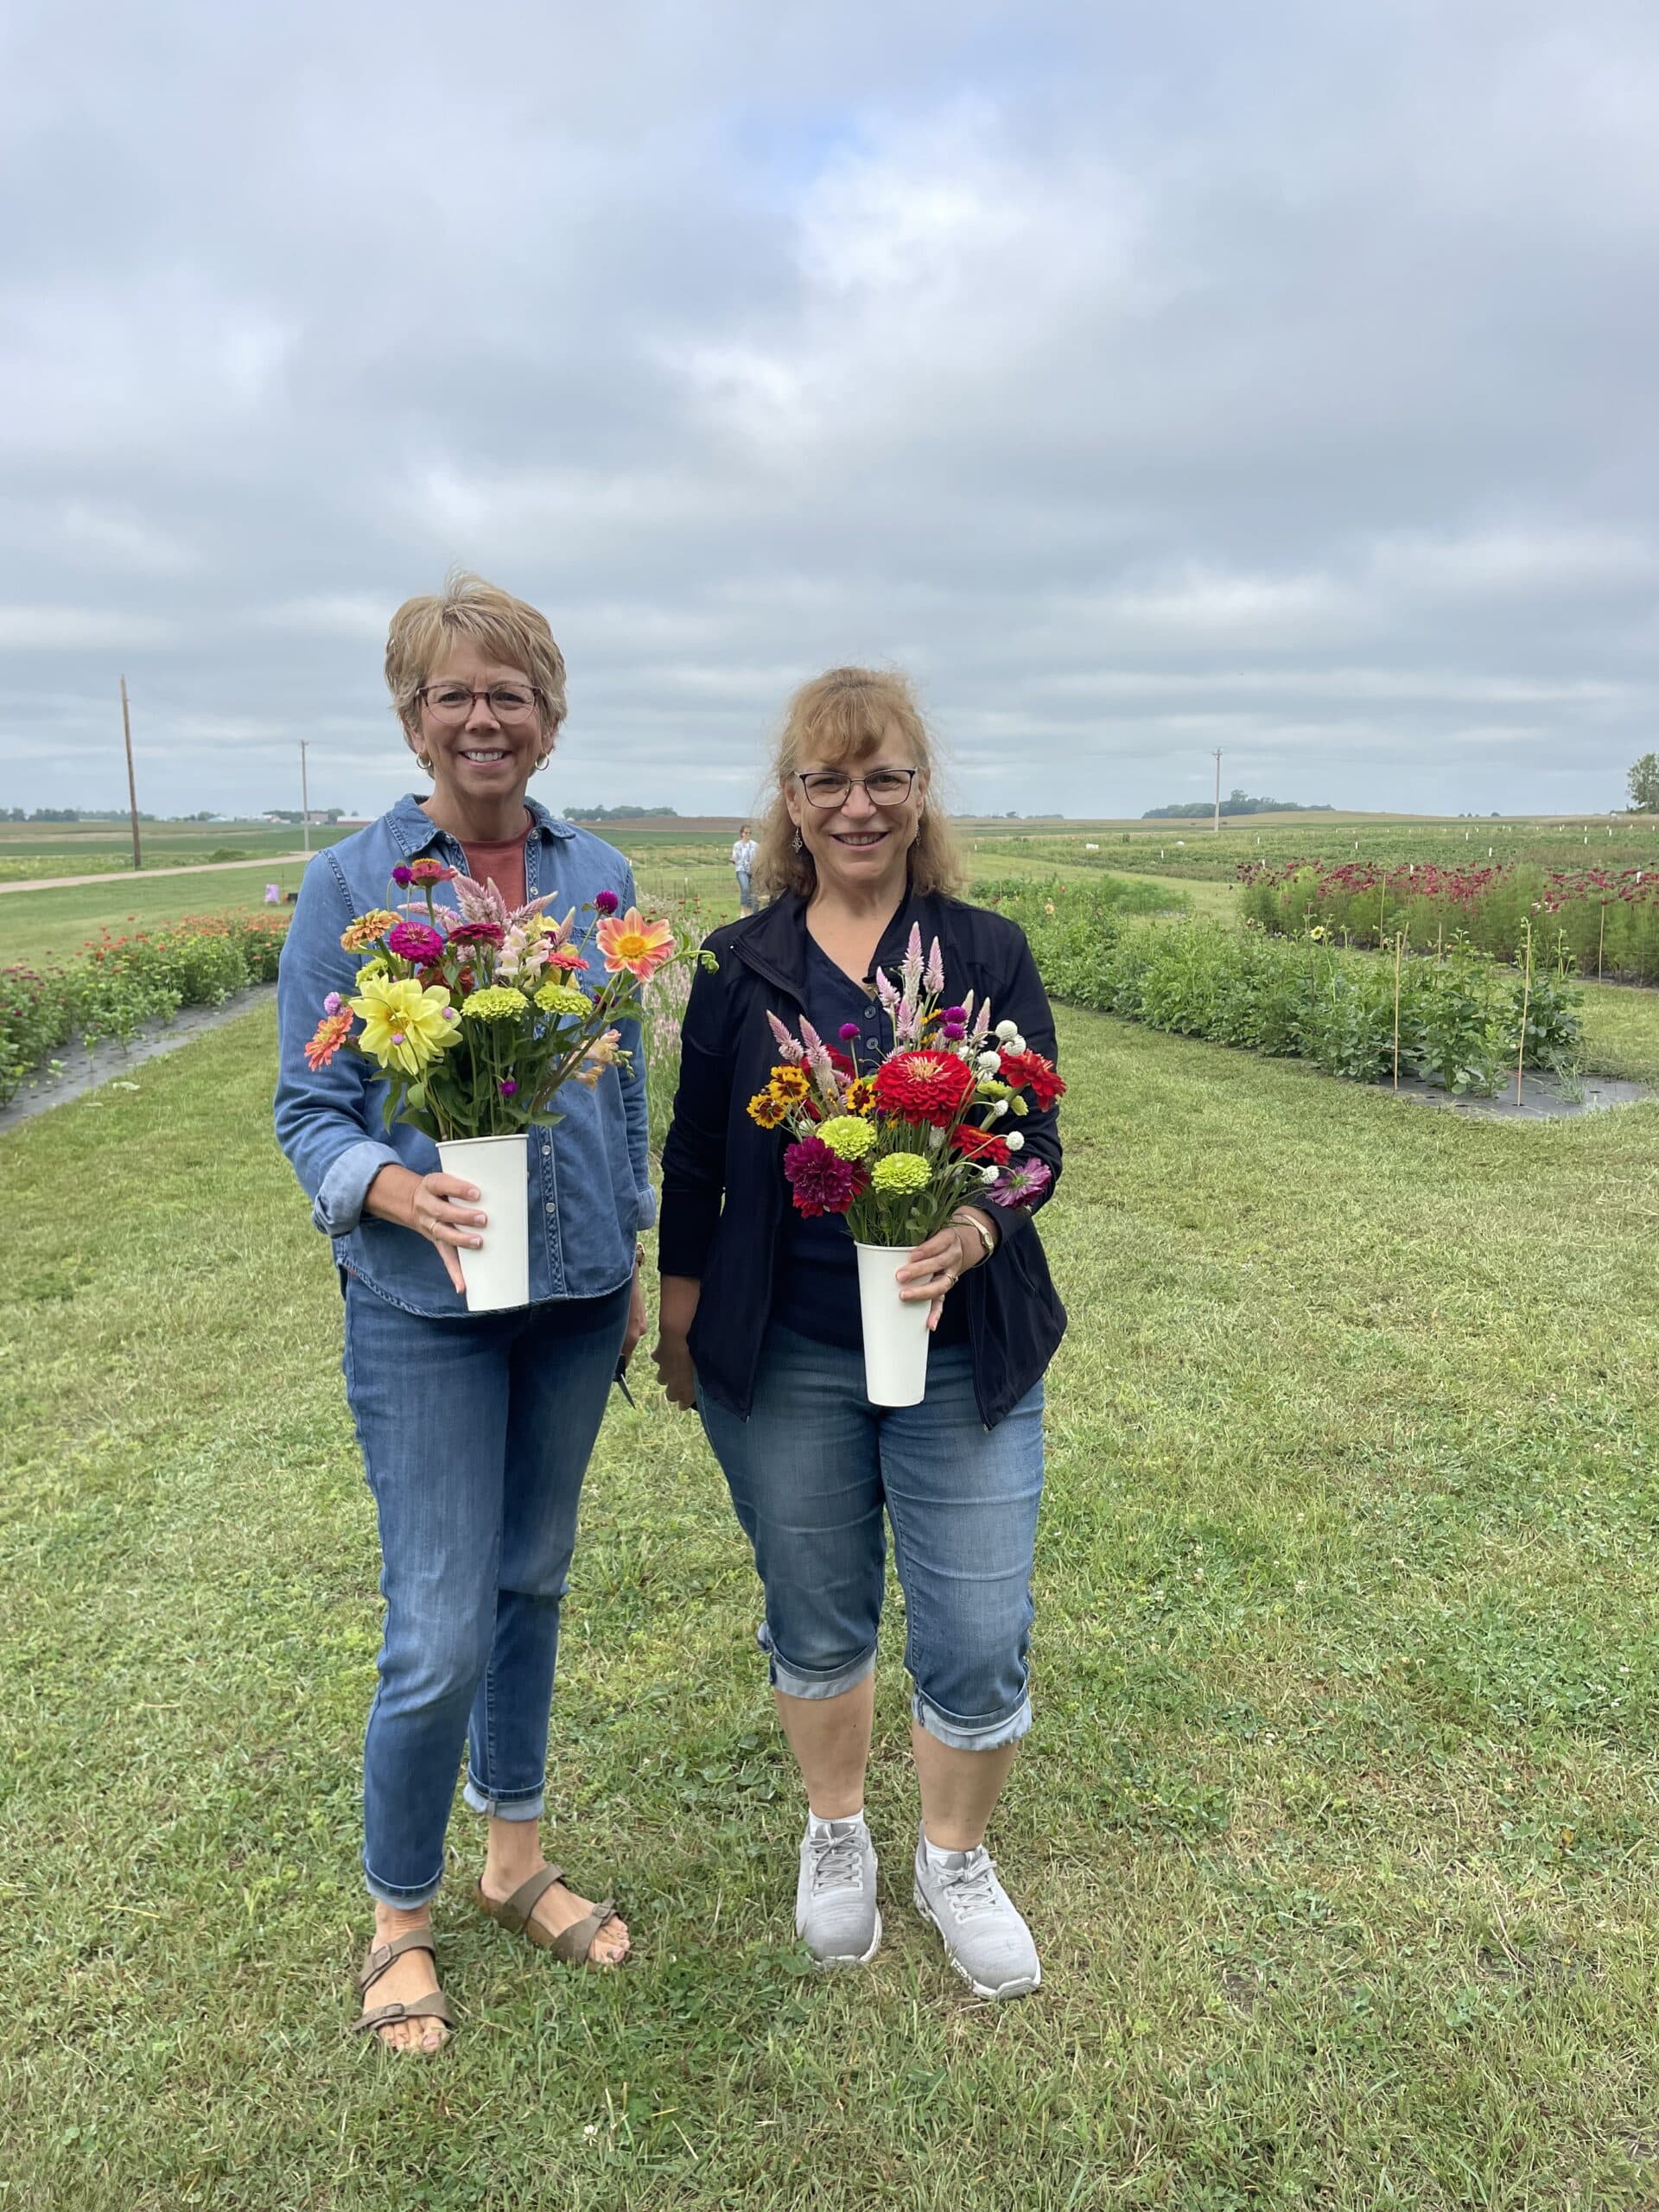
[4,1002,1659,2209]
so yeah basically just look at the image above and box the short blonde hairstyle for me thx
[385,570,568,741]
[754,666,963,900]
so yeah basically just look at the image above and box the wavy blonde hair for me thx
[385,570,569,750]
[754,666,963,900]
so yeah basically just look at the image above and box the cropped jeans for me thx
[699,1325,1046,1752]
[340,1273,632,1907]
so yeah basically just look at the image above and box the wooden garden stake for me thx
[1392,930,1403,1090]
[1515,917,1533,1107]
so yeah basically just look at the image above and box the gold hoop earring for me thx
[416,753,434,775]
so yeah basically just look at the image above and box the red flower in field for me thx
[997,1049,1065,1109]
[872,1048,976,1128]
[950,1125,1011,1166]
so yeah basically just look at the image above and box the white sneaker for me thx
[912,1826,1040,1999]
[796,1818,881,1967]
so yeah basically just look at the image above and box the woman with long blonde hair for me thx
[655,668,1065,1998]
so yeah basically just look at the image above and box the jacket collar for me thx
[731,887,957,1003]
[385,791,578,859]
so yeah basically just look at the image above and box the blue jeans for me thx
[734,868,753,910]
[340,1274,632,1905]
[698,1325,1045,1751]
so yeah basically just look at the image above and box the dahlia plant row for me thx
[978,882,1583,1097]
[1238,858,1659,985]
[0,913,289,1106]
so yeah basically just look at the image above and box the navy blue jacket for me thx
[658,890,1066,1428]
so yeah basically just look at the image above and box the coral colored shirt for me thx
[459,834,527,912]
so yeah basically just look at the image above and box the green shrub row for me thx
[0,914,289,1106]
[975,880,1583,1095]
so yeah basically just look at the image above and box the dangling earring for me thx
[791,828,803,855]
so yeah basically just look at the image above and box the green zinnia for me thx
[461,985,530,1022]
[535,981,593,1019]
[871,1151,931,1196]
[817,1115,875,1160]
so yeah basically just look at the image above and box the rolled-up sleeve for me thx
[273,857,400,1237]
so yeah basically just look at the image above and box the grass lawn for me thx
[6,983,1659,2206]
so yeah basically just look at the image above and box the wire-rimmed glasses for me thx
[418,683,542,723]
[794,768,918,809]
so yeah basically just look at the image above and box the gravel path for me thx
[0,854,309,894]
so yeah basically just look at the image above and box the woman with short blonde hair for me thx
[276,573,649,2050]
[656,664,1065,1999]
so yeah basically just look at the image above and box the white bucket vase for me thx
[855,1241,931,1407]
[436,1133,530,1313]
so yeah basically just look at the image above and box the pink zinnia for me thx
[388,920,446,964]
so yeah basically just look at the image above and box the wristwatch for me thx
[951,1211,998,1264]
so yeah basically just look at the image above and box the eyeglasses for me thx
[795,767,918,810]
[418,683,541,724]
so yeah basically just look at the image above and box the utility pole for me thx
[1211,747,1223,833]
[120,677,142,870]
[299,739,311,856]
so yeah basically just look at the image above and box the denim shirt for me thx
[274,792,653,1318]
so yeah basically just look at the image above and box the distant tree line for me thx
[1630,753,1659,813]
[566,804,679,822]
[2,805,159,822]
[1142,789,1334,820]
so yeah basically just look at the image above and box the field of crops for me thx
[976,816,1659,885]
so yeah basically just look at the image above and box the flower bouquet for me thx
[306,859,707,1310]
[747,924,1064,1403]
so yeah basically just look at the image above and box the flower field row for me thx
[977,881,1582,1095]
[1239,859,1659,983]
[0,913,289,1105]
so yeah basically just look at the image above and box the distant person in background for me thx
[732,823,760,913]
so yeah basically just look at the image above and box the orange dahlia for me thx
[596,906,675,980]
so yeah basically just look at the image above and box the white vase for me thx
[435,1133,530,1313]
[854,1242,931,1407]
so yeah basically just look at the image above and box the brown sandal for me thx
[473,1862,625,1966]
[351,1928,454,2043]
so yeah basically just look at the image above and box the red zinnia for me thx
[998,1049,1065,1109]
[950,1125,1011,1166]
[871,1050,976,1128]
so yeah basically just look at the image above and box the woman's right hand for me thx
[653,1331,698,1412]
[365,1165,485,1295]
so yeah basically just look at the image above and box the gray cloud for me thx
[2,0,1656,819]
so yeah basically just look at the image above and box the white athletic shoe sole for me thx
[913,1880,1041,2000]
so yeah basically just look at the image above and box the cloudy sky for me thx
[3,0,1656,821]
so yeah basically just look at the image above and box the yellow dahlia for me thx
[347,973,460,1075]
